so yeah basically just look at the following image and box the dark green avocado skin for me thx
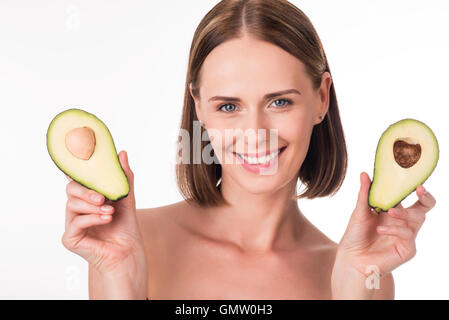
[46,108,130,202]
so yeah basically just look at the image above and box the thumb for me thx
[357,171,371,209]
[118,150,135,199]
[350,171,374,223]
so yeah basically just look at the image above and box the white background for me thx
[0,0,447,299]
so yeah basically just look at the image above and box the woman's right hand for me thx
[62,150,147,297]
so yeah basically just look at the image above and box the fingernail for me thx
[378,226,388,232]
[101,205,113,213]
[91,194,102,203]
[100,215,111,220]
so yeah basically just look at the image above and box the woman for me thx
[62,0,436,299]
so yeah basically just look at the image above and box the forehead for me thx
[199,37,309,97]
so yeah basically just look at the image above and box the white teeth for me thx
[238,149,281,164]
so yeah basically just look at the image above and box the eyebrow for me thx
[207,89,301,103]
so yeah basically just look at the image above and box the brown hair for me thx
[176,0,347,207]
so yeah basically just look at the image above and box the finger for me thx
[387,207,426,225]
[66,180,105,206]
[117,150,135,207]
[65,175,73,182]
[379,205,408,228]
[350,172,374,223]
[65,200,114,230]
[357,172,370,209]
[377,224,415,240]
[65,208,112,231]
[408,185,436,214]
[63,214,113,249]
[66,198,115,216]
[119,150,134,191]
[71,213,112,230]
[65,208,77,231]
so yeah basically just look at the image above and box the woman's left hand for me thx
[331,171,436,298]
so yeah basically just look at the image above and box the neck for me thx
[204,174,307,254]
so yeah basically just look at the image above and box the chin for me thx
[240,185,280,195]
[236,174,288,195]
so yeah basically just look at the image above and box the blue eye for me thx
[271,99,292,108]
[217,98,292,113]
[218,104,238,113]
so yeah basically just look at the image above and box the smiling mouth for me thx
[233,146,287,165]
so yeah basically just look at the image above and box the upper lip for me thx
[234,146,286,157]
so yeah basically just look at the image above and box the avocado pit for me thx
[393,139,421,168]
[65,126,96,160]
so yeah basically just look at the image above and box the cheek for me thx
[206,129,231,163]
[278,116,312,169]
[276,114,310,146]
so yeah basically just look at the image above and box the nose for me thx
[241,106,269,133]
[239,108,275,150]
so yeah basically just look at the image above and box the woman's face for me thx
[190,36,332,194]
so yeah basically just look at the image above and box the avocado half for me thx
[368,118,438,213]
[46,108,130,201]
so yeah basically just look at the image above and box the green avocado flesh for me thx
[46,108,129,201]
[368,118,438,213]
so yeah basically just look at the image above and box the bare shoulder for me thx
[136,200,189,234]
[312,236,338,270]
[136,200,184,222]
[302,217,339,260]
[135,200,201,244]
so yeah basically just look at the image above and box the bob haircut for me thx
[176,0,347,207]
